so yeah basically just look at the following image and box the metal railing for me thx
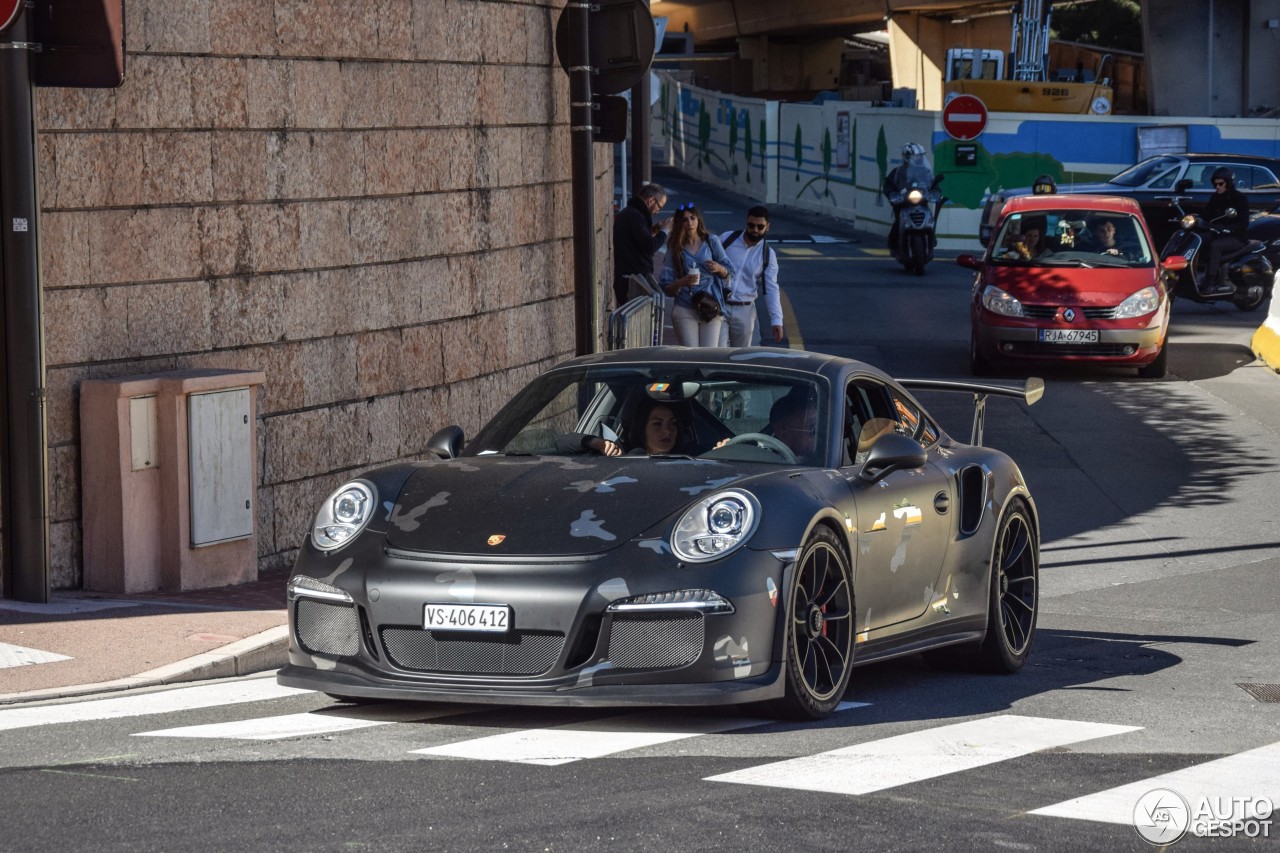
[607,274,665,350]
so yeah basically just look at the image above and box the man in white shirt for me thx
[717,206,784,347]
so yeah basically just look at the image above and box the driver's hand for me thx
[585,437,622,456]
[713,437,730,449]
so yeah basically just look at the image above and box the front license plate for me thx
[424,604,510,633]
[1039,328,1100,344]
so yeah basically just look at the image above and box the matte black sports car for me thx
[278,348,1044,719]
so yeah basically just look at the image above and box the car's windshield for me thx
[468,363,831,466]
[989,209,1154,267]
[1108,156,1180,188]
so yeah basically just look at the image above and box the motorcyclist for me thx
[1201,166,1249,295]
[884,142,932,253]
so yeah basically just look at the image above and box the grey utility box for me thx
[188,388,254,546]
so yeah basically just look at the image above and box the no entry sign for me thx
[942,94,989,141]
[0,0,21,34]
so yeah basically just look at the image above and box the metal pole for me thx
[630,71,651,195]
[0,9,51,602]
[568,0,597,357]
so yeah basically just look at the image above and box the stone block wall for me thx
[29,0,613,589]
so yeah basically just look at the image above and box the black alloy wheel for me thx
[772,525,854,720]
[923,498,1038,673]
[978,499,1038,672]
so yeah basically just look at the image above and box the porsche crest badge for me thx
[487,534,506,546]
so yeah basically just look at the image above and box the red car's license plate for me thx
[1039,329,1099,344]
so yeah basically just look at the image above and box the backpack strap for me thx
[722,230,743,249]
[757,239,772,286]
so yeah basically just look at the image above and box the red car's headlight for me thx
[1114,286,1162,319]
[981,285,1025,318]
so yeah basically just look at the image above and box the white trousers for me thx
[672,303,724,347]
[718,302,760,347]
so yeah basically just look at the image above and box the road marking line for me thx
[705,715,1140,795]
[0,642,71,669]
[1030,741,1280,827]
[0,678,308,733]
[134,704,465,740]
[414,701,869,766]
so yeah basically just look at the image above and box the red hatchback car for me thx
[960,195,1186,379]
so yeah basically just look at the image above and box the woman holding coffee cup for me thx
[659,202,735,346]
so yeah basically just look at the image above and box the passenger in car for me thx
[1003,217,1050,260]
[625,399,691,455]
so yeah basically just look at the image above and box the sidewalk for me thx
[0,567,289,705]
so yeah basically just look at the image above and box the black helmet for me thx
[1211,166,1235,189]
[1032,174,1057,195]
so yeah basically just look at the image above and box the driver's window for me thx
[842,380,896,466]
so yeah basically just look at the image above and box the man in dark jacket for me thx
[1202,166,1250,295]
[612,183,671,308]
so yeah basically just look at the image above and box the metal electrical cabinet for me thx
[81,369,266,592]
[188,388,254,547]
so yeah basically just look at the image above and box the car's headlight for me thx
[907,188,924,205]
[1180,214,1199,230]
[981,285,1025,317]
[312,481,375,551]
[1114,285,1162,319]
[671,490,760,563]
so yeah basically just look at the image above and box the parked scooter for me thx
[1160,181,1274,312]
[887,168,946,276]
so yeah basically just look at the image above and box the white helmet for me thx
[902,142,926,158]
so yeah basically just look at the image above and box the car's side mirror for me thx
[427,425,465,459]
[1162,255,1188,272]
[1175,178,1193,193]
[857,433,928,483]
[956,254,983,270]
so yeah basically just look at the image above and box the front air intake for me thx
[296,598,361,657]
[607,613,704,669]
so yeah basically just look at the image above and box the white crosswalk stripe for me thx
[0,677,308,733]
[0,642,71,670]
[413,701,869,765]
[134,704,466,740]
[1030,740,1280,831]
[705,715,1141,795]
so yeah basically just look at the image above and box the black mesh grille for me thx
[607,613,704,669]
[296,598,361,657]
[904,208,928,227]
[380,627,564,675]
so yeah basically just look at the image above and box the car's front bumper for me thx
[278,535,793,708]
[974,316,1166,366]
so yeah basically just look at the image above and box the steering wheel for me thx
[724,432,797,464]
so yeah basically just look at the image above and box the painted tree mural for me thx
[875,125,889,205]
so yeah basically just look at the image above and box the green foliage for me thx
[698,102,711,166]
[1052,0,1142,53]
[727,107,739,158]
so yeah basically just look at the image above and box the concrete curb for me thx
[0,625,289,706]
[1252,303,1280,372]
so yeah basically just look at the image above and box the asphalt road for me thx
[2,172,1277,852]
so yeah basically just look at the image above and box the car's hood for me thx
[383,455,761,556]
[983,265,1158,305]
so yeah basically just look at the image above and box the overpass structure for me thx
[652,0,1280,117]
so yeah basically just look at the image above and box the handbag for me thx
[692,289,722,322]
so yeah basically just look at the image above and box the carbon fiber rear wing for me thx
[899,377,1044,447]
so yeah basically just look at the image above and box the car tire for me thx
[769,525,855,720]
[969,333,992,376]
[1137,344,1168,379]
[909,234,928,275]
[923,498,1038,673]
